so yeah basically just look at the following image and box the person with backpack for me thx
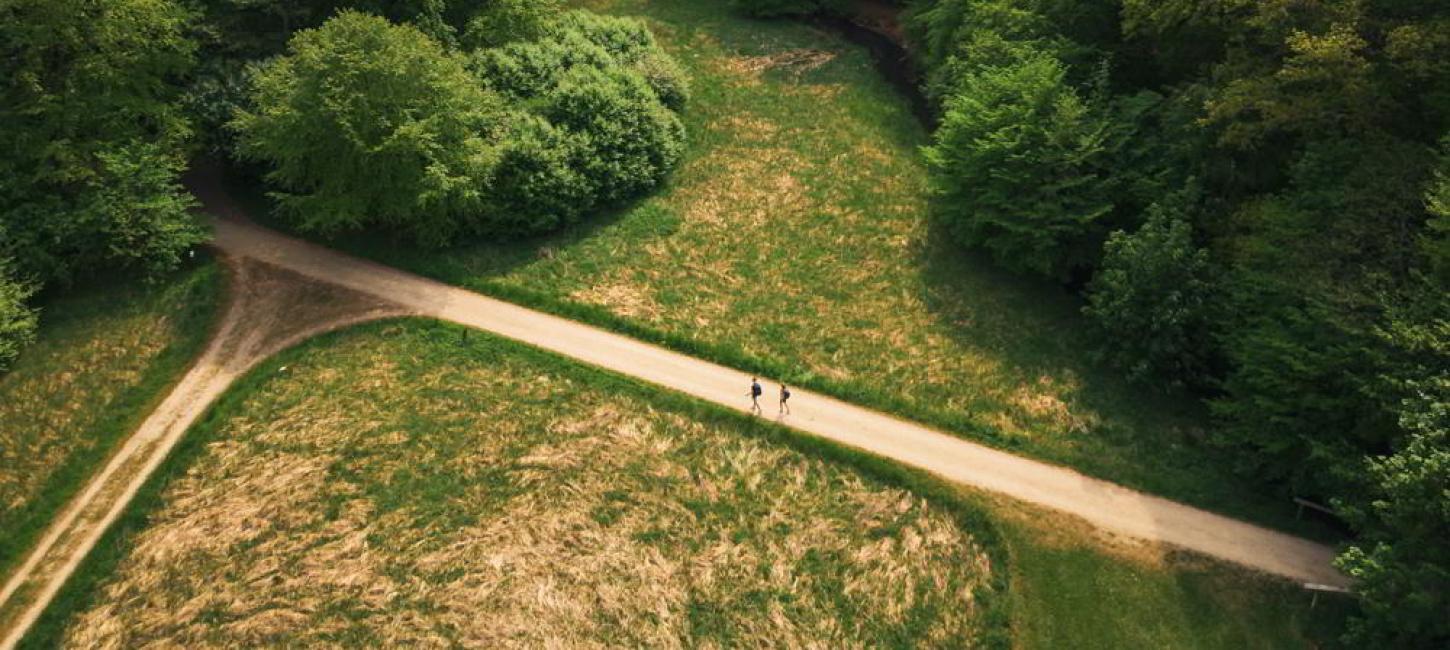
[748,377,763,415]
[779,383,791,415]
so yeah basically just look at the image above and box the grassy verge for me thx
[223,0,1337,539]
[0,260,223,582]
[26,320,1010,648]
[993,503,1353,649]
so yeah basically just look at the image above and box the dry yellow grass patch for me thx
[677,145,810,229]
[0,270,213,529]
[569,280,663,320]
[62,325,995,647]
[0,326,168,514]
[1007,376,1098,436]
[717,49,838,83]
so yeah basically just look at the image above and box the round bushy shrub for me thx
[471,30,615,101]
[471,10,689,229]
[462,0,563,50]
[486,114,593,233]
[555,10,658,63]
[632,50,691,112]
[542,66,686,204]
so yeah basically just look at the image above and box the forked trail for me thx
[0,251,407,648]
[0,173,1346,647]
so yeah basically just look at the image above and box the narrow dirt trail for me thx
[0,259,406,649]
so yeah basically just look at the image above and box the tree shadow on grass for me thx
[910,217,1255,497]
[211,158,677,289]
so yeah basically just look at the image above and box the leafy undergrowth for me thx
[43,321,1006,648]
[0,261,221,581]
[267,0,1325,535]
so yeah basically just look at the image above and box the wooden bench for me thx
[1293,497,1335,520]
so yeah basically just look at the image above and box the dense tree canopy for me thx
[231,7,687,245]
[1084,189,1213,388]
[0,0,207,287]
[1336,379,1450,647]
[898,0,1450,641]
[461,0,560,49]
[0,1,687,369]
[233,11,505,245]
[923,49,1115,279]
[1426,139,1450,280]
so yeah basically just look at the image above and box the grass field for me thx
[262,0,1324,534]
[25,321,1344,649]
[40,321,1006,648]
[0,262,221,581]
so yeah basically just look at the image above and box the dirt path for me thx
[200,218,1347,588]
[186,172,1344,591]
[0,259,407,648]
[0,175,1347,645]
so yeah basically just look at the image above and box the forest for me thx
[886,1,1449,644]
[1,0,1446,646]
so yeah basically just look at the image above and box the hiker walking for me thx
[748,377,763,415]
[779,383,791,415]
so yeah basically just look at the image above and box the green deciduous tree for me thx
[1210,278,1385,493]
[1084,188,1214,387]
[0,261,38,372]
[1425,137,1450,280]
[1206,22,1384,149]
[923,48,1115,279]
[233,11,505,245]
[0,0,206,285]
[1336,377,1450,649]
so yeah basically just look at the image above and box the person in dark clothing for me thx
[748,377,763,414]
[779,383,791,415]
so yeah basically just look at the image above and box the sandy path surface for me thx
[0,258,406,649]
[198,219,1346,588]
